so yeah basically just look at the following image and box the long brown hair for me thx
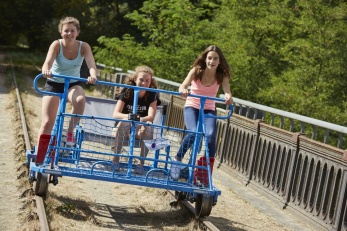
[192,45,231,85]
[117,66,158,103]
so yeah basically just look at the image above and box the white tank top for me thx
[50,39,84,83]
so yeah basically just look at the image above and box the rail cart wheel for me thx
[195,194,213,218]
[35,172,48,198]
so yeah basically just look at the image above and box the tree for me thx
[94,0,217,81]
[0,0,20,46]
[209,0,347,125]
[256,1,347,125]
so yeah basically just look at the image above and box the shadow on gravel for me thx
[207,215,249,231]
[49,193,250,230]
[49,194,96,221]
[95,203,193,229]
[51,195,195,230]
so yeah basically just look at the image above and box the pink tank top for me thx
[185,79,219,110]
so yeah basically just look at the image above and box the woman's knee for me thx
[69,86,86,104]
[182,132,196,145]
[114,122,130,136]
[206,132,217,142]
[72,94,86,108]
[205,130,216,142]
[136,126,152,140]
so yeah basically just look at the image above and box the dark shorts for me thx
[43,80,82,93]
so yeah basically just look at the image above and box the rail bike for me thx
[26,74,233,218]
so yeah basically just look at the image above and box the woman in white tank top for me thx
[38,16,97,146]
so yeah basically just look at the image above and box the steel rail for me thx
[10,57,49,231]
[167,191,221,231]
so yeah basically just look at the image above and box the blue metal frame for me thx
[28,74,233,199]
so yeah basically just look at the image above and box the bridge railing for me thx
[227,96,347,149]
[95,64,347,231]
[95,64,347,149]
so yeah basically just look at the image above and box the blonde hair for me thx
[134,65,154,78]
[116,65,158,102]
[124,65,156,88]
[58,16,80,33]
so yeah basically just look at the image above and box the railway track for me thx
[10,59,222,231]
[10,57,49,231]
[167,191,221,231]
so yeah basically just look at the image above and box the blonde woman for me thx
[39,16,97,146]
[112,66,158,169]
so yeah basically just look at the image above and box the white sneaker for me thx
[170,160,183,180]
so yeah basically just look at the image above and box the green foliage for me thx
[84,0,146,47]
[0,1,19,46]
[93,0,347,125]
[203,0,347,126]
[4,0,347,126]
[94,0,215,81]
[95,35,144,71]
[1,0,144,49]
[256,1,347,126]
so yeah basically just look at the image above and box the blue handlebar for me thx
[206,104,233,120]
[34,74,86,97]
[34,73,233,120]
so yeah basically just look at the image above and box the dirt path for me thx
[0,57,22,231]
[0,54,316,230]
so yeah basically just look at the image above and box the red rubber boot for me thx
[36,134,51,164]
[194,157,215,187]
[36,134,56,167]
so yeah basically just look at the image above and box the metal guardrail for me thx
[94,64,347,230]
[96,64,347,149]
[225,96,347,149]
[214,114,347,231]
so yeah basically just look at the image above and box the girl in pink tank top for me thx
[170,45,234,183]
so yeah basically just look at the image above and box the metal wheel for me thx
[34,172,48,198]
[195,194,213,218]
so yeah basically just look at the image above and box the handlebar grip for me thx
[33,74,61,97]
